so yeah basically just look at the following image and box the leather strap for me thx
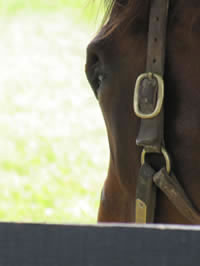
[135,0,169,223]
[136,163,157,223]
[153,169,200,224]
[136,0,169,153]
[135,0,200,225]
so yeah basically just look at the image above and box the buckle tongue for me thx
[134,73,164,119]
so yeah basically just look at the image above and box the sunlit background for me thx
[0,0,108,224]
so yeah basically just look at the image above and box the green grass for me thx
[0,11,108,224]
[0,0,103,22]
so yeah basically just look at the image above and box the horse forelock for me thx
[92,0,200,37]
[95,0,150,38]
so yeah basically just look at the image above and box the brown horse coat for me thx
[86,0,200,224]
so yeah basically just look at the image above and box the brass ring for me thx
[133,72,164,119]
[141,147,171,174]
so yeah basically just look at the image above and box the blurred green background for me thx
[0,0,108,223]
[0,0,103,21]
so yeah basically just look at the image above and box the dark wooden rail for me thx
[0,222,199,266]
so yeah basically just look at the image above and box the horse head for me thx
[85,0,200,224]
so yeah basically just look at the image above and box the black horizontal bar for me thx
[0,222,199,266]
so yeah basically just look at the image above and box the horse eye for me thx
[93,74,104,98]
[117,0,128,6]
[98,74,104,85]
[85,49,104,99]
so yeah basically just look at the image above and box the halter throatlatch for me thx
[134,0,200,224]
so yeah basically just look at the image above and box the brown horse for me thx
[85,0,200,224]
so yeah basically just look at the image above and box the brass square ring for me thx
[133,72,164,119]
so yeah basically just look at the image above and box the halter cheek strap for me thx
[134,0,170,223]
[134,0,200,224]
[134,0,169,153]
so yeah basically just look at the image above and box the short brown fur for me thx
[86,0,200,224]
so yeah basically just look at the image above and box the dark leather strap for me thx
[154,169,200,224]
[136,0,169,153]
[135,0,169,223]
[135,0,200,225]
[136,163,157,223]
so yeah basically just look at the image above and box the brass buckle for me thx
[133,72,164,119]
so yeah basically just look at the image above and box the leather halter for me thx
[134,0,200,224]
